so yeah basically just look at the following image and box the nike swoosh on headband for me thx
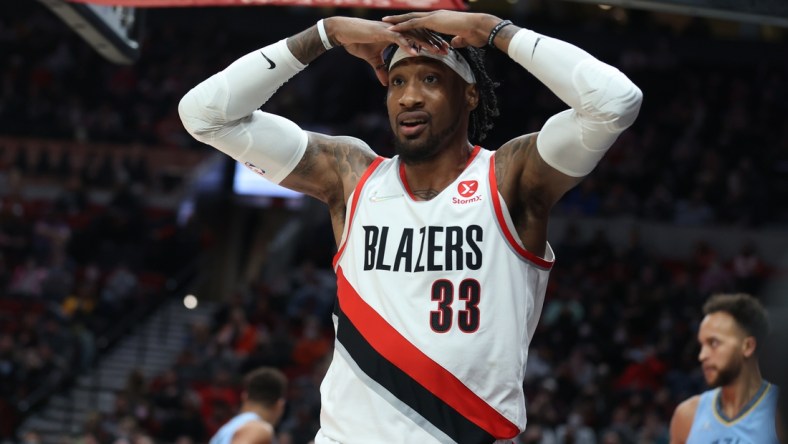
[260,51,276,69]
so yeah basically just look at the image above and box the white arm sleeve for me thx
[178,39,309,184]
[508,29,643,177]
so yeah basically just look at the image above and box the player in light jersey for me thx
[669,293,784,444]
[180,10,641,443]
[210,367,287,444]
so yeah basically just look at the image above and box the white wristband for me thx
[317,19,333,50]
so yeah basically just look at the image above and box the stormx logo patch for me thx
[453,180,482,204]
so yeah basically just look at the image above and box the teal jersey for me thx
[686,381,779,444]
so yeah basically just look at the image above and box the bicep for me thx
[498,134,581,215]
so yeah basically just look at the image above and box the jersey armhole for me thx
[333,156,385,269]
[488,153,554,270]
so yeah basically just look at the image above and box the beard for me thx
[394,117,461,165]
[707,357,743,388]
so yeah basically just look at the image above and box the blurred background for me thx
[1,0,787,443]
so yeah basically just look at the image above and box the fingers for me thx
[373,65,389,86]
[450,35,468,48]
[381,12,429,25]
[366,57,388,86]
[389,29,445,55]
[406,29,449,54]
[383,30,422,56]
[386,18,426,33]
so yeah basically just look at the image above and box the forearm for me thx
[178,26,325,183]
[287,24,330,65]
[494,22,642,176]
[497,26,641,126]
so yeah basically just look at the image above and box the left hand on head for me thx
[383,10,499,49]
[327,17,447,86]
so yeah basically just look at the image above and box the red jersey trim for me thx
[332,157,385,269]
[488,154,554,270]
[399,145,482,201]
[336,266,520,439]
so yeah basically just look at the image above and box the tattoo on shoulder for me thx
[495,134,537,178]
[290,145,319,177]
[332,137,376,183]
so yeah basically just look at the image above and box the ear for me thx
[275,398,287,416]
[742,336,757,358]
[465,84,479,111]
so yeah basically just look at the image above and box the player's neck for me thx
[401,141,475,200]
[719,365,764,418]
[242,403,275,425]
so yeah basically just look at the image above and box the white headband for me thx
[389,46,476,84]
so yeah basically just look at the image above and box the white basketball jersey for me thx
[318,147,554,444]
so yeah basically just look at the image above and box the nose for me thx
[398,81,424,109]
[698,345,708,362]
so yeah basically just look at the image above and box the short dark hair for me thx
[703,293,770,348]
[243,367,287,406]
[384,41,500,144]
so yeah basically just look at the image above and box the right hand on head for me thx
[323,17,447,86]
[383,10,500,49]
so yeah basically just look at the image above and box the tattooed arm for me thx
[179,18,433,243]
[494,134,581,257]
[384,10,641,255]
[280,133,376,245]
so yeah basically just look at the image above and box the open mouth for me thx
[401,119,427,127]
[398,112,430,137]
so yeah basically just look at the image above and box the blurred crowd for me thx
[25,224,771,444]
[3,3,787,227]
[1,1,787,444]
[0,169,202,437]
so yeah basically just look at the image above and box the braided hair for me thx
[454,45,500,144]
[384,41,500,144]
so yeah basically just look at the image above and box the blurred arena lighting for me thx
[563,0,788,27]
[183,294,199,309]
[38,0,141,64]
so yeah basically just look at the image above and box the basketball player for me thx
[209,367,287,444]
[669,293,784,444]
[179,10,642,443]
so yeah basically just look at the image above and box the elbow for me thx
[177,74,229,142]
[574,59,643,130]
[584,79,642,132]
[609,82,643,131]
[178,89,211,141]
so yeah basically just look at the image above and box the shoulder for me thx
[230,420,274,444]
[284,132,377,204]
[493,133,538,174]
[494,132,579,213]
[305,133,377,168]
[493,133,541,197]
[670,395,701,444]
[675,395,701,417]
